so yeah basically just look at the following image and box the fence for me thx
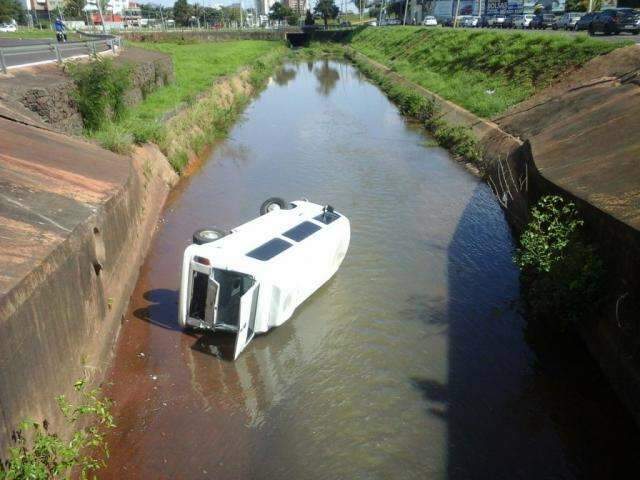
[0,36,121,74]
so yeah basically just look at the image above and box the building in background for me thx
[255,0,276,15]
[285,0,309,15]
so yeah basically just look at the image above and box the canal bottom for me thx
[100,59,640,479]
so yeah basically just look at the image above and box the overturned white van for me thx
[178,198,350,360]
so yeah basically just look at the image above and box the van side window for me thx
[283,221,322,242]
[247,238,292,261]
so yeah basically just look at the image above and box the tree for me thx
[269,2,293,21]
[304,9,315,25]
[386,0,403,18]
[351,0,364,14]
[0,0,25,23]
[314,0,339,27]
[173,0,190,26]
[63,0,86,19]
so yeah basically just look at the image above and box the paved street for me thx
[0,39,112,69]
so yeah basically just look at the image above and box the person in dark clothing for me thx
[54,18,67,42]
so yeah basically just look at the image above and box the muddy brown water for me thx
[102,60,640,479]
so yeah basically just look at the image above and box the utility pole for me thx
[95,0,107,34]
[403,0,409,25]
[453,0,460,27]
[588,0,593,12]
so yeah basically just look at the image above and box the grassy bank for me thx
[92,40,286,171]
[347,27,627,117]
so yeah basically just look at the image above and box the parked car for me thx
[488,15,507,27]
[513,14,535,28]
[554,12,583,30]
[529,13,557,29]
[502,15,517,28]
[422,15,438,26]
[461,15,480,27]
[0,23,17,33]
[574,12,597,31]
[479,14,492,27]
[589,8,640,35]
[440,17,454,27]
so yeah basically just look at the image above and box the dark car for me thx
[574,12,597,31]
[589,8,640,35]
[479,14,492,27]
[503,15,517,28]
[529,13,557,29]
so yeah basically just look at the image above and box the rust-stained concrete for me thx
[0,116,177,454]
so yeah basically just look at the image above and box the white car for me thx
[513,14,534,29]
[462,15,480,27]
[422,16,438,26]
[0,23,17,33]
[489,15,507,27]
[179,198,351,359]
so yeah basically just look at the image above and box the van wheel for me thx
[193,228,227,245]
[260,197,286,215]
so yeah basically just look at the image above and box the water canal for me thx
[101,59,640,479]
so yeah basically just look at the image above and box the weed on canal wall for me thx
[515,196,603,330]
[0,380,114,480]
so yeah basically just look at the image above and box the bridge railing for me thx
[0,36,121,74]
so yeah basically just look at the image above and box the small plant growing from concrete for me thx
[515,195,603,329]
[0,380,115,480]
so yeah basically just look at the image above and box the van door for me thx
[233,282,260,360]
[203,276,219,329]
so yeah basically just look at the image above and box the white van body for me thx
[178,200,350,359]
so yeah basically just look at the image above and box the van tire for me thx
[193,228,227,245]
[260,197,287,215]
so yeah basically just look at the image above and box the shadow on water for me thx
[273,66,298,86]
[134,289,181,331]
[412,184,640,479]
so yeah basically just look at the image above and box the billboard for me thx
[486,0,524,15]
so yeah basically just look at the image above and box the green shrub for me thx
[432,125,481,164]
[67,58,132,131]
[515,196,603,329]
[91,122,134,155]
[0,380,114,480]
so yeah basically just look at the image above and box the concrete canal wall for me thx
[0,45,282,454]
[0,117,177,454]
[347,45,640,426]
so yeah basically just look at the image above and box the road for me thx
[0,38,112,69]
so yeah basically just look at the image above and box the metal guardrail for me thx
[0,36,121,74]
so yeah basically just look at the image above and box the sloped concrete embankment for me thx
[494,45,640,423]
[0,118,177,455]
[348,46,640,425]
[0,51,283,454]
[0,47,174,134]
